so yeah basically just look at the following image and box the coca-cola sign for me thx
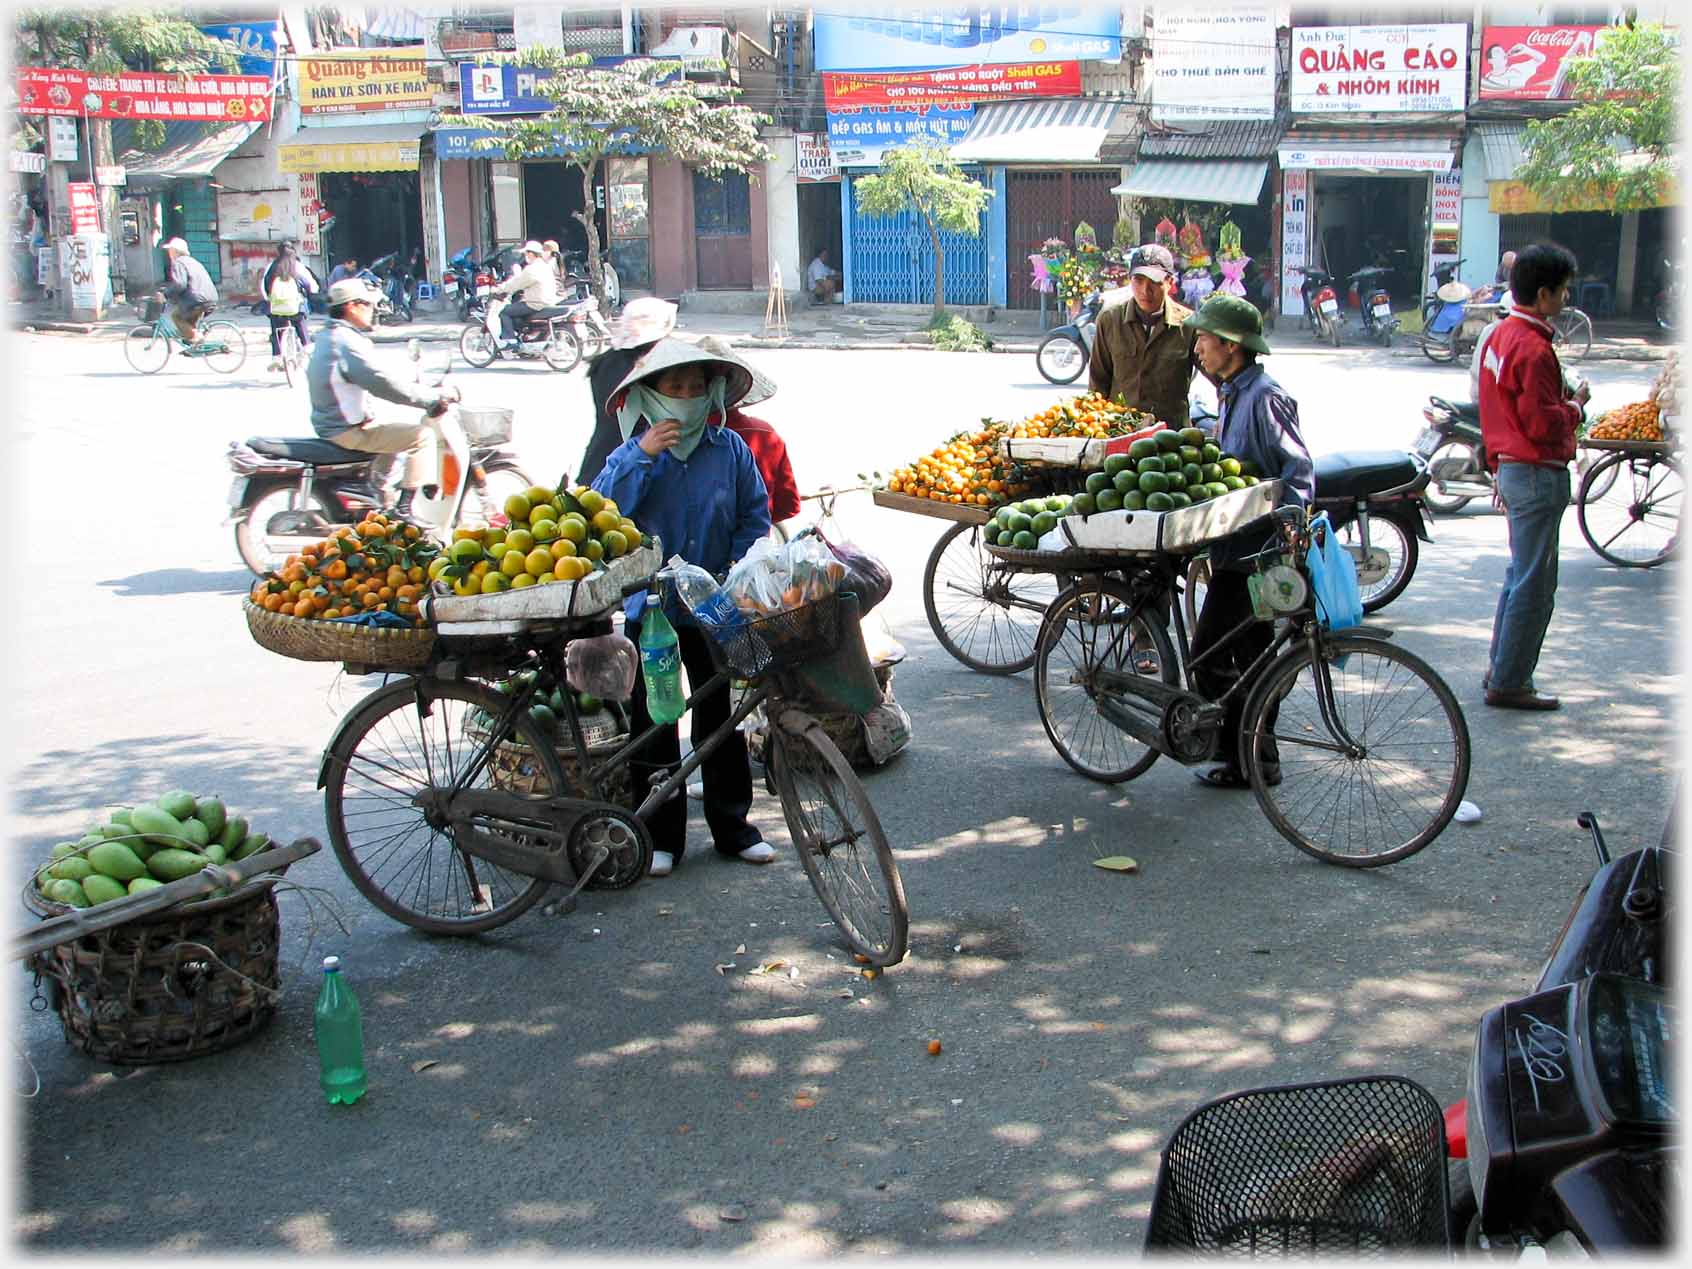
[1477,26,1609,100]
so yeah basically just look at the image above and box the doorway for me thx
[797,181,842,287]
[693,169,751,290]
[319,171,422,275]
[1310,173,1429,309]
[521,159,608,256]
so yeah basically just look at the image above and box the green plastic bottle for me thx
[314,956,367,1106]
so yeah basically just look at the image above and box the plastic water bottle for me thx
[666,556,746,633]
[314,955,367,1106]
[638,594,686,724]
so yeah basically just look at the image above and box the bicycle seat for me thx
[1315,451,1421,500]
[246,436,369,465]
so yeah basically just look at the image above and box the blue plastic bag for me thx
[1307,512,1363,631]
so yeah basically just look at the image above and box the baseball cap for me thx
[162,237,189,255]
[327,277,381,307]
[1128,243,1176,282]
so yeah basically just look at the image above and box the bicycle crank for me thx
[427,788,627,885]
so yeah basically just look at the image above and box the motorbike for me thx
[1421,257,1467,327]
[1346,264,1399,347]
[458,294,588,372]
[1188,397,1432,612]
[1035,291,1101,385]
[562,248,621,311]
[1415,368,1595,514]
[225,342,534,575]
[1144,805,1675,1256]
[364,250,417,324]
[447,246,522,321]
[1421,282,1503,365]
[1294,265,1343,346]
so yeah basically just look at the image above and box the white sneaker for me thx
[737,842,776,865]
[648,850,675,877]
[267,359,281,372]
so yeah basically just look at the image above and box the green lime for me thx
[1199,463,1222,483]
[1209,481,1232,498]
[1220,457,1243,478]
[1202,443,1222,464]
[1031,511,1058,536]
[1179,446,1202,466]
[1222,476,1246,491]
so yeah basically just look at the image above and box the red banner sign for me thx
[823,61,1081,109]
[67,182,100,235]
[17,66,272,122]
[1477,26,1608,100]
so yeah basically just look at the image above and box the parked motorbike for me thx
[1034,291,1101,385]
[365,250,416,324]
[225,343,533,575]
[1346,264,1399,347]
[1416,368,1595,513]
[1294,265,1343,346]
[562,249,621,310]
[458,295,586,372]
[1144,805,1675,1257]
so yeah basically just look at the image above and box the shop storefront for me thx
[279,122,427,274]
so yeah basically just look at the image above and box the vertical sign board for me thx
[298,173,322,256]
[67,182,101,234]
[1280,170,1309,318]
[1429,167,1463,292]
[795,133,840,183]
[47,116,79,162]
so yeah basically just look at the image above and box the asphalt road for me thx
[7,330,1678,1253]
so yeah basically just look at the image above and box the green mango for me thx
[147,849,207,883]
[81,874,128,906]
[180,818,212,849]
[231,832,271,862]
[48,856,94,883]
[87,842,149,883]
[45,879,89,908]
[157,790,198,821]
[127,877,165,896]
[218,816,250,851]
[193,798,228,839]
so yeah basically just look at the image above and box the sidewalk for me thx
[8,293,1677,362]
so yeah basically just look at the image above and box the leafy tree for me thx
[1516,21,1680,212]
[853,143,993,319]
[437,51,772,310]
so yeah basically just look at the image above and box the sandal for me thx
[1194,765,1251,789]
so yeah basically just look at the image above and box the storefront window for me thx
[607,156,650,287]
[692,170,750,236]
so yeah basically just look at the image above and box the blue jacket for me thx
[593,422,771,625]
[1210,363,1314,571]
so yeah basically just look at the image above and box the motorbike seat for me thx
[525,304,576,321]
[1430,396,1483,425]
[246,436,369,465]
[1315,450,1421,500]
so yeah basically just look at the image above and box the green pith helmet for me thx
[1183,292,1272,355]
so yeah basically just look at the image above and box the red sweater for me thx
[1476,310,1582,470]
[725,407,801,522]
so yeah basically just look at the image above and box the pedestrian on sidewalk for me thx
[1477,242,1589,712]
[1087,243,1199,429]
[575,297,678,484]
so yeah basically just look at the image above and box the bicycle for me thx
[1551,305,1594,361]
[1575,439,1682,568]
[277,320,307,388]
[318,571,910,965]
[123,306,247,375]
[1028,508,1471,867]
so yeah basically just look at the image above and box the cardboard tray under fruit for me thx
[1033,480,1282,557]
[423,542,662,633]
[870,488,992,525]
[997,424,1167,470]
[1578,436,1676,454]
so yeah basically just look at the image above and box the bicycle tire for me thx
[1034,577,1178,783]
[1577,451,1683,568]
[198,321,247,373]
[1552,307,1593,361]
[123,324,171,374]
[769,709,908,967]
[1035,332,1087,385]
[1240,634,1471,868]
[922,522,1055,675]
[1338,514,1418,612]
[459,323,498,368]
[281,326,301,388]
[323,678,561,934]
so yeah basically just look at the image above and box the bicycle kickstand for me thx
[541,846,610,918]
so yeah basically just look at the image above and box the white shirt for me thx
[496,257,559,306]
[806,256,838,287]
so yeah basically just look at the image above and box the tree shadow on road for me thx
[98,568,254,597]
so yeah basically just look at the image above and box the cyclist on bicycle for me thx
[1181,294,1314,791]
[262,240,317,372]
[307,278,455,518]
[157,237,217,344]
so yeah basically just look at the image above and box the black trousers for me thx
[1190,568,1281,770]
[626,622,760,860]
[268,312,307,356]
[499,299,539,341]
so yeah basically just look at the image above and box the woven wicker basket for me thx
[466,713,638,808]
[244,598,436,670]
[24,880,284,1065]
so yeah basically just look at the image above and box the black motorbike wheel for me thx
[1423,442,1479,514]
[1336,513,1419,612]
[235,481,349,576]
[1035,332,1088,385]
[1420,326,1458,364]
[459,323,498,368]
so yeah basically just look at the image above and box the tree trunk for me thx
[572,160,608,315]
[926,214,945,321]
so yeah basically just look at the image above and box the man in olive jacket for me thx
[1087,243,1198,428]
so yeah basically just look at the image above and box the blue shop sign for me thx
[458,58,683,115]
[814,5,1122,71]
[825,103,976,167]
[199,21,280,79]
[433,127,651,160]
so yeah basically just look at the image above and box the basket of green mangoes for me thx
[24,790,289,1065]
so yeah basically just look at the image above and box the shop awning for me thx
[115,121,261,182]
[949,99,1119,164]
[279,121,425,173]
[1488,150,1678,214]
[1114,158,1267,206]
[432,125,652,161]
[1277,137,1456,174]
[1472,122,1528,182]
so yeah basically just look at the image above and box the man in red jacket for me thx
[1477,242,1590,711]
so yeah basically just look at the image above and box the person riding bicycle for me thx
[157,237,217,344]
[1181,294,1315,791]
[262,240,317,372]
[491,240,559,350]
[307,278,455,518]
[592,338,774,878]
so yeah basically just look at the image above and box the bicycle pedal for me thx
[543,894,579,918]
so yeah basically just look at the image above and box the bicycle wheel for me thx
[323,678,561,934]
[1240,634,1471,867]
[1034,577,1178,783]
[1419,326,1457,364]
[1577,451,1683,567]
[459,323,498,368]
[199,321,247,374]
[1552,307,1593,361]
[768,710,908,967]
[281,326,301,388]
[1182,555,1211,642]
[923,522,1057,674]
[1337,514,1418,612]
[1575,449,1618,502]
[543,326,582,372]
[123,324,171,374]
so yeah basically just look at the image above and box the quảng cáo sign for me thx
[299,48,429,115]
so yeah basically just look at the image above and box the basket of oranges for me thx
[243,512,440,669]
